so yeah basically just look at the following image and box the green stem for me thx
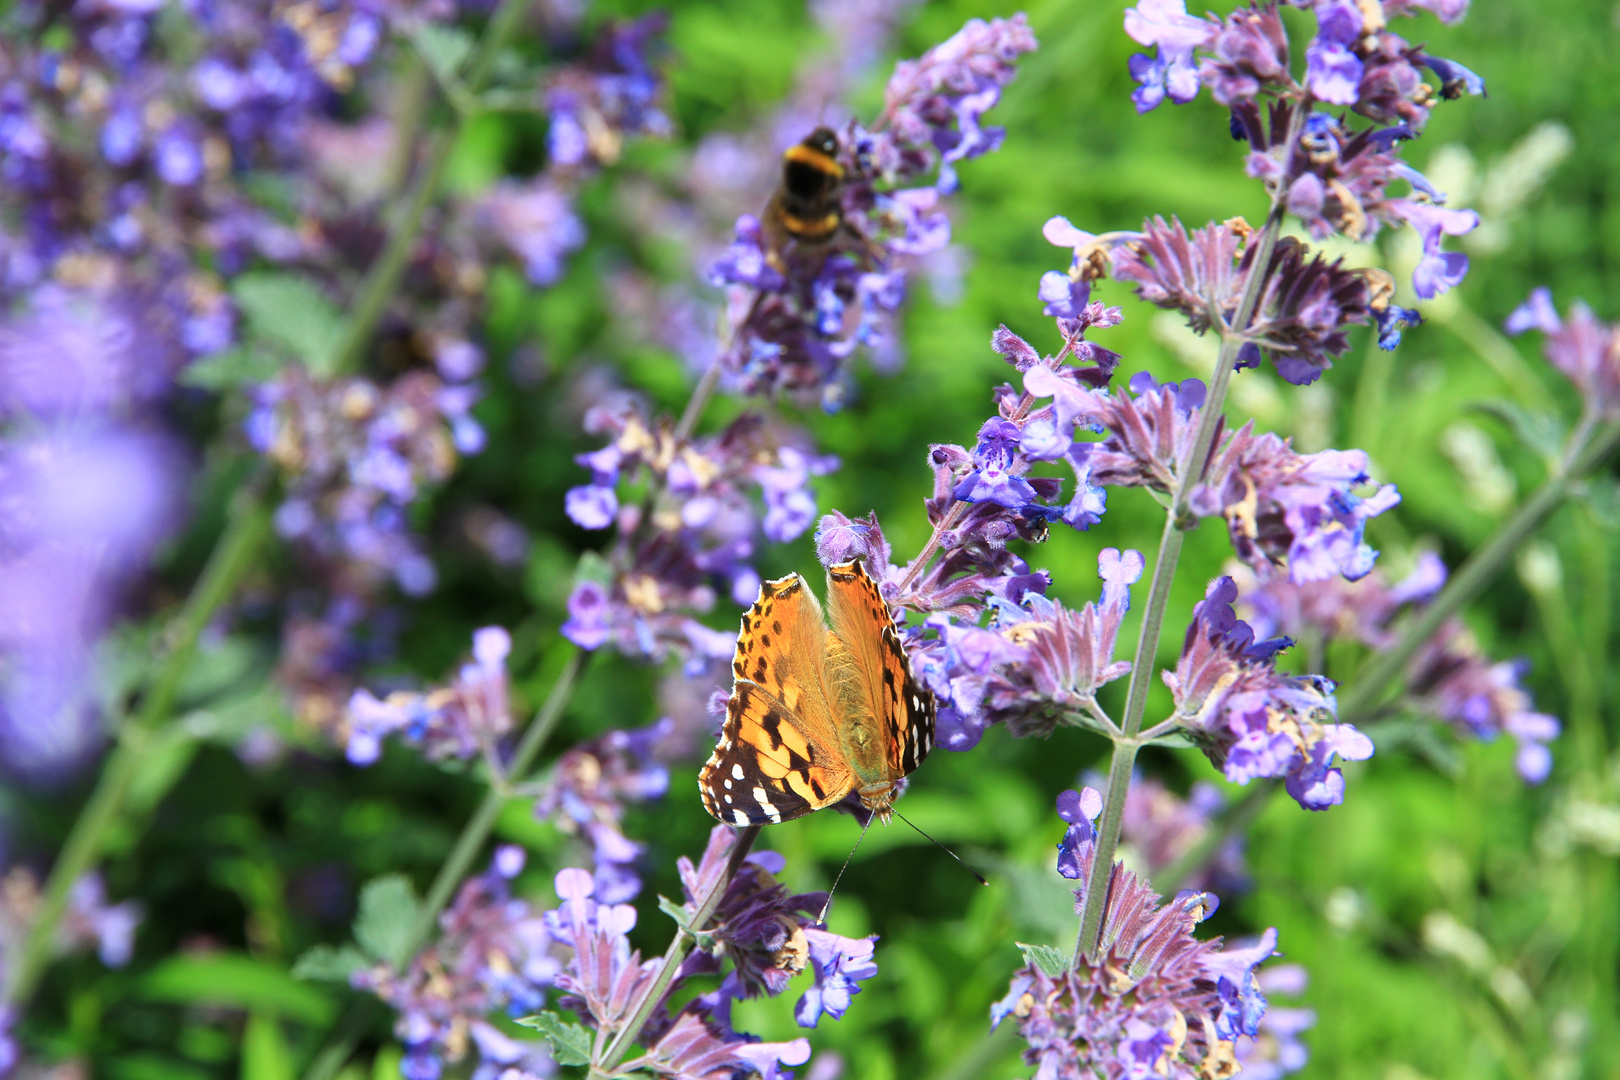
[595,826,763,1076]
[298,648,584,1080]
[1337,418,1620,725]
[1073,204,1288,966]
[327,0,527,376]
[1,483,272,1008]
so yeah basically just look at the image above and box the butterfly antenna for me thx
[817,813,876,924]
[893,808,989,887]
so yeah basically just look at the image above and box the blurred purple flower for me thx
[561,404,835,667]
[354,851,561,1080]
[1504,288,1620,417]
[475,180,588,287]
[343,627,513,767]
[0,425,181,780]
[535,719,672,904]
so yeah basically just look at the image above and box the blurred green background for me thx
[11,0,1620,1077]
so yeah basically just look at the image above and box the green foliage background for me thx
[9,0,1620,1078]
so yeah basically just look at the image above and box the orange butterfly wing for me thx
[824,559,936,782]
[699,573,854,826]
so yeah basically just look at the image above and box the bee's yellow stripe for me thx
[783,143,844,178]
[779,210,840,239]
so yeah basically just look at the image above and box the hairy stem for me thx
[1073,203,1288,966]
[595,826,763,1076]
[328,0,526,375]
[1338,417,1620,725]
[299,648,584,1080]
[2,484,272,1008]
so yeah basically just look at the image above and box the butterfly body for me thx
[699,559,935,827]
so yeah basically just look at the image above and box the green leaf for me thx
[1016,942,1070,977]
[290,944,370,982]
[413,23,474,85]
[1469,399,1566,460]
[180,346,285,390]
[514,1011,594,1066]
[241,1012,294,1080]
[657,894,693,931]
[138,954,336,1025]
[231,273,345,376]
[354,874,422,968]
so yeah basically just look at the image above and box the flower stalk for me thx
[1338,416,1620,725]
[592,825,763,1077]
[2,481,272,1008]
[299,647,585,1080]
[1074,193,1290,965]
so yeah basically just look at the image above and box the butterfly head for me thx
[858,782,896,825]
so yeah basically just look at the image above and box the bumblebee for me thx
[761,127,845,271]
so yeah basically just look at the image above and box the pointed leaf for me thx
[514,1012,594,1066]
[1016,941,1070,977]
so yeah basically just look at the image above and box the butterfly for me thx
[699,558,935,827]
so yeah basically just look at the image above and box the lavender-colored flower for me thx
[1194,426,1401,583]
[544,14,672,170]
[1504,288,1620,417]
[676,831,826,1000]
[61,873,144,967]
[1078,371,1207,493]
[877,14,1038,192]
[674,825,878,1030]
[560,404,837,667]
[994,792,1283,1080]
[344,627,512,767]
[249,367,484,596]
[1165,578,1373,809]
[1232,556,1558,781]
[353,851,561,1080]
[1124,0,1217,112]
[475,180,587,287]
[635,997,811,1080]
[534,719,672,904]
[917,549,1144,749]
[544,867,660,1035]
[1111,217,1247,336]
[1392,200,1479,299]
[1406,624,1560,783]
[0,424,181,780]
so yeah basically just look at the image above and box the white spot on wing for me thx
[731,808,750,826]
[732,763,744,780]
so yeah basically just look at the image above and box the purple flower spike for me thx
[914,548,1143,742]
[1166,577,1374,810]
[995,795,1285,1080]
[343,626,514,766]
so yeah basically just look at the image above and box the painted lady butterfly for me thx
[699,559,935,827]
